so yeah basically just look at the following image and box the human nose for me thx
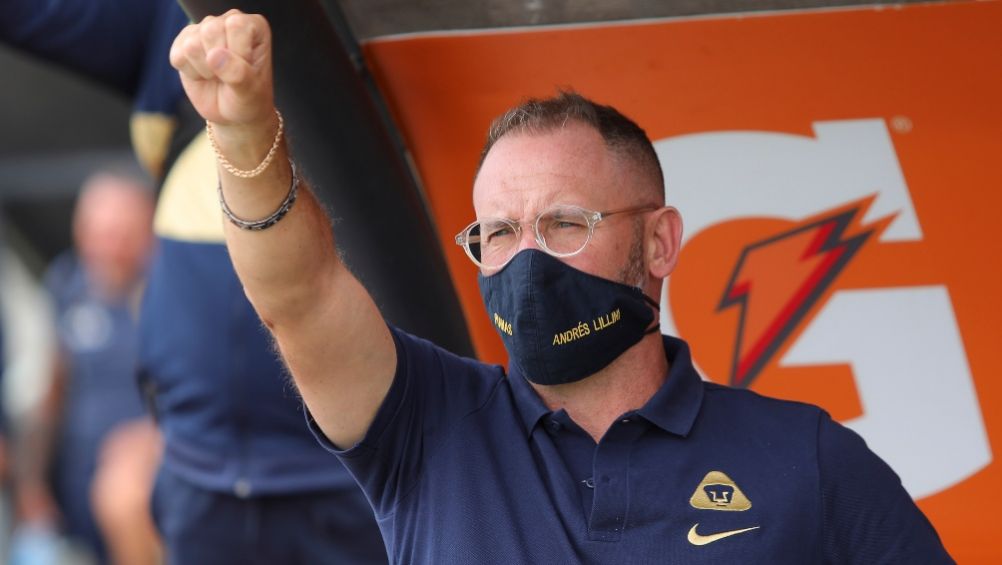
[514,221,544,254]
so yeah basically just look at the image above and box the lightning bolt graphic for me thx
[718,199,890,389]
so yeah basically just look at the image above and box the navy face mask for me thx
[477,249,661,386]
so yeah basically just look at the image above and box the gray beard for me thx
[617,220,646,289]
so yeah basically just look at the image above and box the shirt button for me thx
[547,419,562,432]
[620,418,631,424]
[234,478,252,498]
[582,478,595,489]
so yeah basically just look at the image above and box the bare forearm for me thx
[170,10,396,448]
[212,121,340,324]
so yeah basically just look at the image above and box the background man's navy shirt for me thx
[310,328,952,564]
[45,253,147,554]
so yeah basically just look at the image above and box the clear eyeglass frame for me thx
[454,203,660,270]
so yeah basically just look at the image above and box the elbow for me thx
[242,262,338,332]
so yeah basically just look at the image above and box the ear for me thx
[646,206,683,280]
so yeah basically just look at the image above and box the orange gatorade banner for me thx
[363,1,1002,560]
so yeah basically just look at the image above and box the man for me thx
[171,11,954,563]
[1,2,385,563]
[15,172,160,564]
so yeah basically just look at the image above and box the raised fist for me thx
[169,10,274,128]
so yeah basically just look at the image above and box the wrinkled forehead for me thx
[472,123,624,219]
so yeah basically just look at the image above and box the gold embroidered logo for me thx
[687,524,760,546]
[493,312,513,336]
[689,471,752,511]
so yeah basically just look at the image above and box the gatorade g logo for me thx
[718,199,888,389]
[655,119,991,499]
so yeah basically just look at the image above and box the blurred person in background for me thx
[1,2,387,563]
[13,171,160,565]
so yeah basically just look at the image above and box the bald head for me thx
[74,172,155,295]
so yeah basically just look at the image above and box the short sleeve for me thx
[306,326,503,518]
[818,412,955,564]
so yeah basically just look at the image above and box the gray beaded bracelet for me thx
[218,159,299,231]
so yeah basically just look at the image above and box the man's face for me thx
[74,178,154,292]
[473,122,650,285]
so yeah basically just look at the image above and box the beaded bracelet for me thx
[206,108,284,178]
[218,159,299,231]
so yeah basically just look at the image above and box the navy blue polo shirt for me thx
[309,327,953,564]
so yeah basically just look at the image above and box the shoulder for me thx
[700,381,827,433]
[698,382,905,499]
[697,380,904,480]
[389,325,506,399]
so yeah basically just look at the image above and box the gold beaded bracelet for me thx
[205,108,284,178]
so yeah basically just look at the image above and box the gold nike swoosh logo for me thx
[687,523,760,546]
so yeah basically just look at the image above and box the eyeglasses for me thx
[455,203,660,270]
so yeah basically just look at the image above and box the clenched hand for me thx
[169,9,275,131]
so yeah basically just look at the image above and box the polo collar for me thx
[507,335,705,438]
[508,359,551,439]
[637,335,704,437]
